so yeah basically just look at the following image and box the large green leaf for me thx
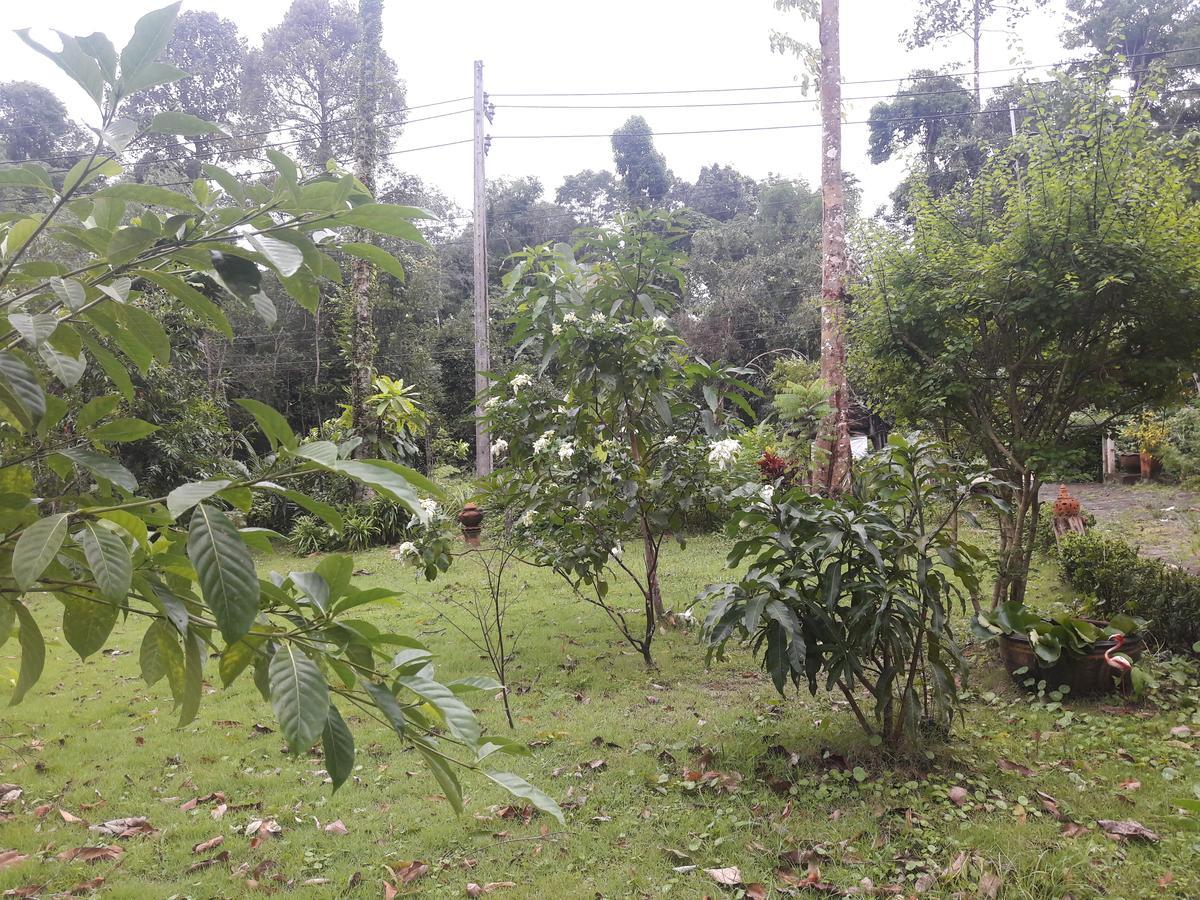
[339,243,406,282]
[135,271,232,339]
[76,522,132,601]
[38,344,87,389]
[269,645,329,752]
[218,635,263,688]
[88,417,159,443]
[235,398,297,450]
[330,460,420,511]
[247,233,303,277]
[395,674,481,745]
[485,771,565,824]
[187,504,259,644]
[15,29,103,105]
[322,704,355,791]
[411,735,463,813]
[167,479,232,520]
[210,250,262,299]
[9,313,58,349]
[119,2,181,91]
[93,183,201,214]
[0,351,46,430]
[56,447,137,492]
[62,594,120,659]
[261,485,343,533]
[13,513,69,590]
[9,600,44,706]
[335,203,430,242]
[179,630,204,726]
[139,618,181,686]
[121,305,172,366]
[148,111,226,137]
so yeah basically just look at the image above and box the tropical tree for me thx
[483,212,756,665]
[0,4,559,820]
[851,79,1200,608]
[0,81,88,165]
[611,116,673,207]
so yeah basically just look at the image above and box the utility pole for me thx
[812,0,851,495]
[348,0,382,472]
[473,59,492,477]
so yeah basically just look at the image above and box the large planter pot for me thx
[1138,451,1162,480]
[1117,452,1141,474]
[999,625,1144,696]
[457,503,484,548]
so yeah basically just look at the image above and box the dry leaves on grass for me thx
[0,786,22,805]
[705,866,743,887]
[997,758,1037,777]
[65,877,105,895]
[1097,819,1161,842]
[466,883,516,897]
[186,851,229,874]
[90,817,157,838]
[192,836,223,854]
[0,851,28,870]
[58,809,85,825]
[56,846,124,864]
[948,786,969,807]
[324,819,348,835]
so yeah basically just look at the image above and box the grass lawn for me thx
[0,534,1197,898]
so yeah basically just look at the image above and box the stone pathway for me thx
[1040,482,1200,572]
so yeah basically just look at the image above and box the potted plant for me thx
[1121,412,1170,481]
[973,604,1148,696]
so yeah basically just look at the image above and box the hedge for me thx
[1058,530,1200,650]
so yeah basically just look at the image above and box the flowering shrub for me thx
[484,212,757,665]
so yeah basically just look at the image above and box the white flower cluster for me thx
[662,435,678,447]
[393,540,419,563]
[652,315,668,332]
[551,323,562,336]
[563,311,579,324]
[557,441,575,462]
[510,373,532,394]
[707,438,741,471]
[491,438,509,458]
[590,312,605,325]
[533,430,556,454]
[759,484,775,504]
[519,509,537,528]
[483,397,499,411]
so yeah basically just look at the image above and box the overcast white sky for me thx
[0,0,1074,215]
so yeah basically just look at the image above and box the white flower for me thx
[394,541,419,563]
[557,441,575,462]
[419,497,440,519]
[612,321,630,333]
[590,312,605,325]
[483,397,499,411]
[610,544,623,561]
[563,311,579,324]
[652,315,668,332]
[510,373,532,394]
[551,323,563,336]
[533,430,555,454]
[759,485,775,504]
[520,509,537,527]
[583,500,594,510]
[663,435,678,447]
[707,438,741,471]
[491,438,509,458]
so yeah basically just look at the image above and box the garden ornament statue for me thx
[458,503,485,547]
[1051,485,1086,544]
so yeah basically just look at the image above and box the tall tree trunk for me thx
[812,0,852,496]
[972,0,982,109]
[347,0,382,472]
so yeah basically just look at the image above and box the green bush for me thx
[1058,530,1200,649]
[1033,502,1098,554]
[1163,402,1200,480]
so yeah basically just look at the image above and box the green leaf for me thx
[148,111,226,137]
[179,630,204,726]
[269,644,329,752]
[167,479,232,520]
[250,292,276,327]
[335,203,431,242]
[187,504,260,644]
[219,635,263,688]
[135,271,232,338]
[107,225,158,265]
[13,513,69,590]
[88,417,159,443]
[119,2,182,92]
[15,29,104,105]
[50,277,86,311]
[9,600,44,705]
[62,594,119,659]
[0,599,14,651]
[75,395,120,432]
[235,398,297,450]
[485,771,565,824]
[290,571,329,612]
[0,350,46,429]
[9,313,58,348]
[364,680,407,735]
[330,460,420,511]
[120,62,187,96]
[77,31,117,81]
[139,618,180,686]
[395,674,481,745]
[339,242,406,282]
[93,183,201,214]
[322,704,355,791]
[76,522,132,601]
[62,156,122,195]
[293,441,338,467]
[121,305,171,366]
[0,166,55,192]
[79,335,134,401]
[38,344,87,389]
[411,736,463,813]
[266,149,298,192]
[262,485,343,532]
[96,509,149,549]
[200,164,244,203]
[210,250,262,299]
[56,447,137,492]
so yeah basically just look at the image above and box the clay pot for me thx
[1051,485,1080,518]
[457,503,484,548]
[998,623,1144,697]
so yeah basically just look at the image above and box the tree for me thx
[123,11,248,178]
[0,4,559,820]
[674,163,758,222]
[0,81,87,165]
[868,72,979,183]
[1063,0,1200,129]
[903,0,1046,107]
[245,0,406,168]
[483,213,755,665]
[556,169,624,225]
[852,82,1200,608]
[611,116,672,207]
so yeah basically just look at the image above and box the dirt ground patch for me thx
[1040,482,1200,571]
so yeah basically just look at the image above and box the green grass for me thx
[0,534,1197,898]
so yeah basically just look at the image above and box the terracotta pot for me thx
[1052,485,1080,518]
[457,503,484,548]
[998,623,1143,697]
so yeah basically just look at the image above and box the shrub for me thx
[1033,502,1098,554]
[1163,402,1200,480]
[1058,530,1200,650]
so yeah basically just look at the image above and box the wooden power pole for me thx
[473,59,492,477]
[812,0,852,495]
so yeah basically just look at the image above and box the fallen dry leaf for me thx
[324,819,348,835]
[56,846,125,864]
[997,758,1036,777]
[58,809,85,825]
[705,866,743,887]
[392,860,428,884]
[1098,819,1161,842]
[1061,822,1089,838]
[186,850,229,873]
[0,787,22,805]
[90,817,157,838]
[745,885,767,900]
[0,851,28,870]
[1119,779,1141,792]
[66,876,104,895]
[32,805,51,819]
[192,836,223,854]
[948,786,969,807]
[3,885,46,898]
[1169,726,1192,738]
[467,883,517,897]
[978,872,1003,899]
